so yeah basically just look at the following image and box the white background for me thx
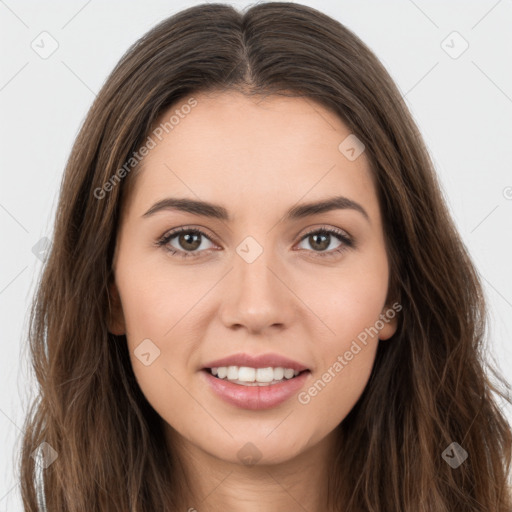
[1,0,511,510]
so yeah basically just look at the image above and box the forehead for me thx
[123,91,380,223]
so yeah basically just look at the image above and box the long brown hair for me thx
[19,2,512,511]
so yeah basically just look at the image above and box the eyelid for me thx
[297,224,352,241]
[156,225,220,252]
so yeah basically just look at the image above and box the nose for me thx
[218,244,296,335]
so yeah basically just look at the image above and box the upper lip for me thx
[202,353,310,372]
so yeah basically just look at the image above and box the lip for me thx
[202,353,310,372]
[201,369,311,410]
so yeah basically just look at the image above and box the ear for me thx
[377,302,400,341]
[107,279,126,335]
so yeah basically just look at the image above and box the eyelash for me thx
[155,225,354,260]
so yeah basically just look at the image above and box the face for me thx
[108,90,398,467]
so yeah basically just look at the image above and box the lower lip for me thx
[201,369,311,410]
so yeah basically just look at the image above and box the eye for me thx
[295,227,354,257]
[156,227,217,259]
[156,225,354,259]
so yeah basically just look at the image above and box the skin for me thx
[108,90,398,512]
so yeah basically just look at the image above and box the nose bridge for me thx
[220,233,293,332]
[237,243,275,297]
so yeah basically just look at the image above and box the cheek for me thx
[117,256,195,341]
[115,255,211,401]
[296,277,384,427]
[118,270,197,427]
[297,250,390,342]
[299,341,377,431]
[293,251,388,419]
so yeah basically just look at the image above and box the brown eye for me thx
[157,227,216,258]
[156,226,354,260]
[296,227,354,256]
[176,231,202,251]
[306,232,332,251]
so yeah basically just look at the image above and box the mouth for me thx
[201,366,312,410]
[202,366,311,387]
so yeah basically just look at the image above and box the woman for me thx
[19,2,512,511]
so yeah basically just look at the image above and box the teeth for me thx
[210,366,301,385]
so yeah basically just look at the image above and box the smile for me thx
[209,365,303,385]
[201,367,311,410]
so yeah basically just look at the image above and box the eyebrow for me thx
[142,195,370,223]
